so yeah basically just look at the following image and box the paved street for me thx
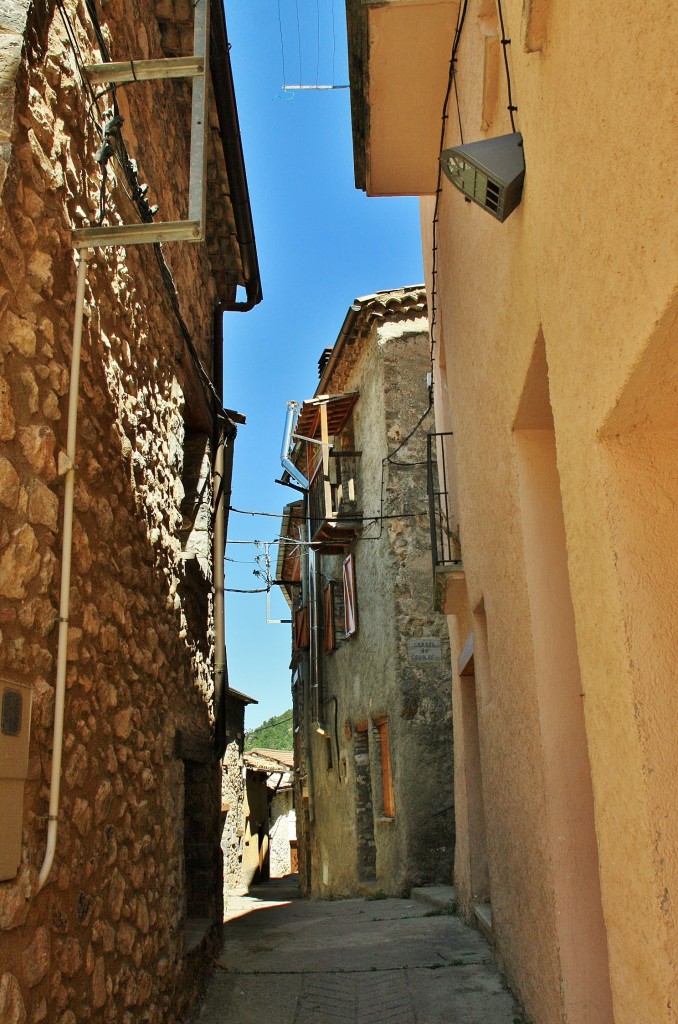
[195,878,522,1023]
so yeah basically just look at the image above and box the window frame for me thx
[294,606,310,650]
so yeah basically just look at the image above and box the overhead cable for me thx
[429,0,469,375]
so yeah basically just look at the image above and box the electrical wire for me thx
[496,0,517,131]
[228,505,427,523]
[63,0,229,425]
[385,402,434,465]
[277,0,287,86]
[225,586,270,594]
[295,0,302,85]
[452,63,464,145]
[331,0,336,85]
[315,0,320,87]
[246,713,294,734]
[429,0,469,376]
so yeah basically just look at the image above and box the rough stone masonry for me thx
[0,1,244,1020]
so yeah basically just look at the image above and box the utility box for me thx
[0,679,32,880]
[440,132,525,222]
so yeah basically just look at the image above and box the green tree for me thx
[244,709,293,751]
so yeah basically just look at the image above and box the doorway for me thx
[514,332,613,1024]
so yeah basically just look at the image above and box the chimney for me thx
[318,347,333,380]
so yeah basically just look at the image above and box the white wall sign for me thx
[408,638,442,663]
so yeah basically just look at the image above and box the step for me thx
[409,885,457,912]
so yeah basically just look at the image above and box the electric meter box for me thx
[0,679,32,881]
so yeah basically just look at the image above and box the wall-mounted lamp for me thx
[440,132,525,222]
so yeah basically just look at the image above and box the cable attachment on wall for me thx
[496,0,517,131]
[94,111,124,224]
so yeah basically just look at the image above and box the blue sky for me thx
[221,0,424,729]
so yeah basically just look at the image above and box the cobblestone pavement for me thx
[195,878,523,1024]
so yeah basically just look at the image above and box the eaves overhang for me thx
[227,687,258,705]
[155,0,262,309]
[317,285,427,393]
[346,0,460,197]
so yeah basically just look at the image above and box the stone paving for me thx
[194,877,523,1024]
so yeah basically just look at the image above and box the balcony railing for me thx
[427,432,460,569]
[308,450,361,551]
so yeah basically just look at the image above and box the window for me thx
[342,554,358,638]
[374,719,395,819]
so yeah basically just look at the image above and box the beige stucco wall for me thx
[303,314,455,898]
[417,0,678,1021]
[0,2,229,1020]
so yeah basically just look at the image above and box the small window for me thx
[323,583,336,653]
[374,719,395,819]
[343,554,358,638]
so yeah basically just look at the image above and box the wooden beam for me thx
[319,400,333,521]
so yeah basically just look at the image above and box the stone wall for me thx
[220,697,246,898]
[0,2,230,1020]
[268,786,293,879]
[303,314,454,898]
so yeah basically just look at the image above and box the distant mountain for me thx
[244,709,293,751]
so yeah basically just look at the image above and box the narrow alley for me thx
[196,879,522,1024]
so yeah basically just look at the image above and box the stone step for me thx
[409,885,457,912]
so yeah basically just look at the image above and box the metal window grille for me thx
[426,432,459,570]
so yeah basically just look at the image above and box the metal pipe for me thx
[308,526,324,735]
[212,305,237,761]
[298,549,315,824]
[281,401,308,489]
[212,423,227,758]
[279,403,325,808]
[38,248,91,891]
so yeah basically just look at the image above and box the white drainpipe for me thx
[38,248,91,890]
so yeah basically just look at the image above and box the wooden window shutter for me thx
[323,583,335,653]
[294,606,310,650]
[343,553,358,638]
[377,720,395,818]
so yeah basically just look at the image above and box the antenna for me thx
[73,0,210,247]
[262,543,292,624]
[282,84,349,91]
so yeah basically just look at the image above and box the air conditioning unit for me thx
[440,132,525,222]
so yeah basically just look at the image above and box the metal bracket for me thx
[293,434,334,448]
[73,0,209,248]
